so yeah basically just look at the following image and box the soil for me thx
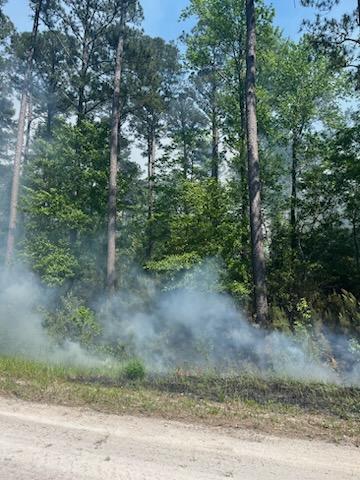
[0,396,359,480]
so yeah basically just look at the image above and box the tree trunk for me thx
[107,19,125,293]
[77,42,89,125]
[23,95,33,167]
[245,0,269,326]
[46,57,57,137]
[183,139,189,179]
[290,135,298,252]
[76,1,91,126]
[211,110,219,180]
[353,215,360,272]
[211,73,219,180]
[46,102,53,138]
[239,82,249,233]
[234,55,249,242]
[147,133,156,258]
[5,0,42,266]
[210,51,220,180]
[181,112,189,179]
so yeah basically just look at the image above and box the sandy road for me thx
[0,396,358,480]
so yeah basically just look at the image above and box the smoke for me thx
[98,262,360,385]
[0,262,359,385]
[0,267,103,366]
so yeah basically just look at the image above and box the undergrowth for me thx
[1,355,359,420]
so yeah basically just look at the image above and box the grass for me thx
[0,355,359,446]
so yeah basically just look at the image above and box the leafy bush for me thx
[123,359,146,381]
[22,238,79,287]
[45,294,102,346]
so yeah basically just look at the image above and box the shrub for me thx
[45,294,102,346]
[123,359,146,381]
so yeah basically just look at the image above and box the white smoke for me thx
[98,262,359,385]
[0,262,359,385]
[0,266,103,366]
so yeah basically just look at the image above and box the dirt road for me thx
[0,396,358,480]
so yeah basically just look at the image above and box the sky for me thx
[3,0,346,42]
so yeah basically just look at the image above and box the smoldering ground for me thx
[0,263,359,385]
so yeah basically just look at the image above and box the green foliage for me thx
[123,359,146,381]
[322,290,360,337]
[301,0,359,89]
[293,298,320,359]
[147,253,201,273]
[45,294,102,347]
[23,239,79,286]
[270,306,291,333]
[20,120,144,294]
[147,178,251,301]
[20,122,107,289]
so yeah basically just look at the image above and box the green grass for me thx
[63,363,360,419]
[0,355,359,446]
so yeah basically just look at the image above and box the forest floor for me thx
[0,396,359,480]
[0,356,359,447]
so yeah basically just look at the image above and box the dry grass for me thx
[0,356,359,446]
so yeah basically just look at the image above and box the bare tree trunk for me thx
[239,84,248,232]
[290,135,298,252]
[77,46,89,125]
[353,214,360,272]
[234,57,249,243]
[180,111,189,179]
[147,134,156,258]
[23,96,33,167]
[107,18,125,293]
[76,1,91,126]
[46,86,55,138]
[211,109,219,180]
[5,0,42,266]
[211,73,219,180]
[209,50,220,180]
[183,139,189,179]
[245,0,269,326]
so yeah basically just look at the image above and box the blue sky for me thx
[3,0,342,42]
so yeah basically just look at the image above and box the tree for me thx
[302,123,360,282]
[182,5,225,181]
[12,29,73,137]
[33,31,73,136]
[130,34,180,258]
[0,1,14,258]
[301,0,360,89]
[46,0,127,124]
[183,0,275,321]
[22,120,144,295]
[22,122,110,291]
[0,0,14,161]
[5,0,43,266]
[107,13,125,293]
[245,0,269,325]
[107,0,141,292]
[269,40,343,253]
[166,85,209,180]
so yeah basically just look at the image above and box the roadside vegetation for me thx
[1,356,359,446]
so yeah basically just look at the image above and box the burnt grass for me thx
[69,372,360,420]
